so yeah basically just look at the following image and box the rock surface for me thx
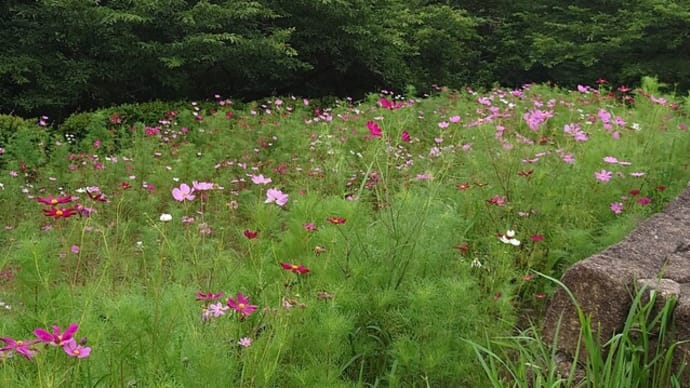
[542,181,690,371]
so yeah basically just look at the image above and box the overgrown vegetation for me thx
[472,274,688,387]
[0,81,688,385]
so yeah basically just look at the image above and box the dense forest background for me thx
[1,0,689,121]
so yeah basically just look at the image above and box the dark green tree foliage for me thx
[268,0,481,96]
[0,0,303,120]
[1,0,689,120]
[523,0,690,90]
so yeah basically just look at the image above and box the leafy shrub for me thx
[0,114,49,171]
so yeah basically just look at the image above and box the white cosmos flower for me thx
[499,229,521,246]
[159,213,173,222]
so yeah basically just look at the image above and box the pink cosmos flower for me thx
[238,337,252,348]
[610,202,624,214]
[192,181,214,191]
[603,156,618,164]
[486,195,506,206]
[34,323,79,347]
[303,223,318,231]
[207,302,229,318]
[62,338,91,358]
[561,153,575,164]
[598,109,612,123]
[227,292,258,318]
[594,170,613,182]
[449,115,461,123]
[172,183,195,202]
[265,188,288,206]
[250,174,272,185]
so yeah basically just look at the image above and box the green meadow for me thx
[1,79,689,387]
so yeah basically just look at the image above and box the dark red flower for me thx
[454,242,470,255]
[243,230,259,239]
[456,182,471,191]
[86,188,107,202]
[327,216,346,225]
[196,291,224,301]
[629,189,640,196]
[43,207,77,219]
[120,182,131,190]
[109,113,122,124]
[656,185,666,192]
[636,197,651,205]
[280,262,310,274]
[530,234,545,242]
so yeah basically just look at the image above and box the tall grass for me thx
[470,273,688,387]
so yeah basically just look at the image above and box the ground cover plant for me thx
[0,78,689,386]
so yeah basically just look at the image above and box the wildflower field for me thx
[1,79,689,387]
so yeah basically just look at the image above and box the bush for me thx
[0,114,50,172]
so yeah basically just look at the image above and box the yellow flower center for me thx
[291,265,298,270]
[73,349,80,355]
[238,303,245,309]
[51,199,58,204]
[56,210,63,216]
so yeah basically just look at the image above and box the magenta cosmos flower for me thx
[0,338,38,360]
[265,188,288,206]
[172,183,195,202]
[37,195,73,206]
[227,292,258,318]
[366,121,382,137]
[280,262,310,274]
[34,323,79,347]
